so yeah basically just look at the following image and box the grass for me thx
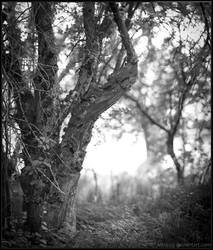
[65,181,211,248]
[2,181,211,248]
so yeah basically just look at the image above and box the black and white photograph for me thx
[1,1,211,248]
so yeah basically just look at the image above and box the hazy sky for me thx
[83,127,147,176]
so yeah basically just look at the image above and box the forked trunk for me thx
[4,1,138,236]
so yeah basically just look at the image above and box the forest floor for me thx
[1,182,211,248]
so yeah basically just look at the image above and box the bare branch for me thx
[124,93,170,134]
[200,3,211,49]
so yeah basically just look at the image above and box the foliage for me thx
[148,181,211,244]
[74,182,211,248]
[2,179,211,248]
[101,1,211,184]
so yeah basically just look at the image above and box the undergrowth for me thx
[69,182,212,248]
[2,182,211,248]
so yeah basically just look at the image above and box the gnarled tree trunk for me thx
[3,2,138,234]
[45,2,138,235]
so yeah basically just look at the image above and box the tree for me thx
[2,2,139,233]
[103,2,211,185]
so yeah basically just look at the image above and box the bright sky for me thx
[83,128,147,176]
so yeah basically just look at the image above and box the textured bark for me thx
[17,2,59,232]
[47,120,94,233]
[109,2,136,62]
[46,173,80,233]
[2,2,39,231]
[32,1,58,135]
[3,2,138,235]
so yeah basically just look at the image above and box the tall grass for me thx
[72,181,211,248]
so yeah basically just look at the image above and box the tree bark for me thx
[46,119,94,234]
[167,134,184,185]
[1,150,12,232]
[2,2,40,232]
[17,2,59,232]
[3,2,138,235]
[46,173,80,233]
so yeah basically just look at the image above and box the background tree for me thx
[102,2,211,185]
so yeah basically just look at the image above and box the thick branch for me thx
[77,2,139,123]
[61,2,138,122]
[60,2,139,162]
[32,2,58,135]
[83,2,97,52]
[109,2,137,63]
[32,1,58,91]
[72,2,99,99]
[112,3,139,73]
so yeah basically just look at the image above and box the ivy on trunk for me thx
[2,2,138,234]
